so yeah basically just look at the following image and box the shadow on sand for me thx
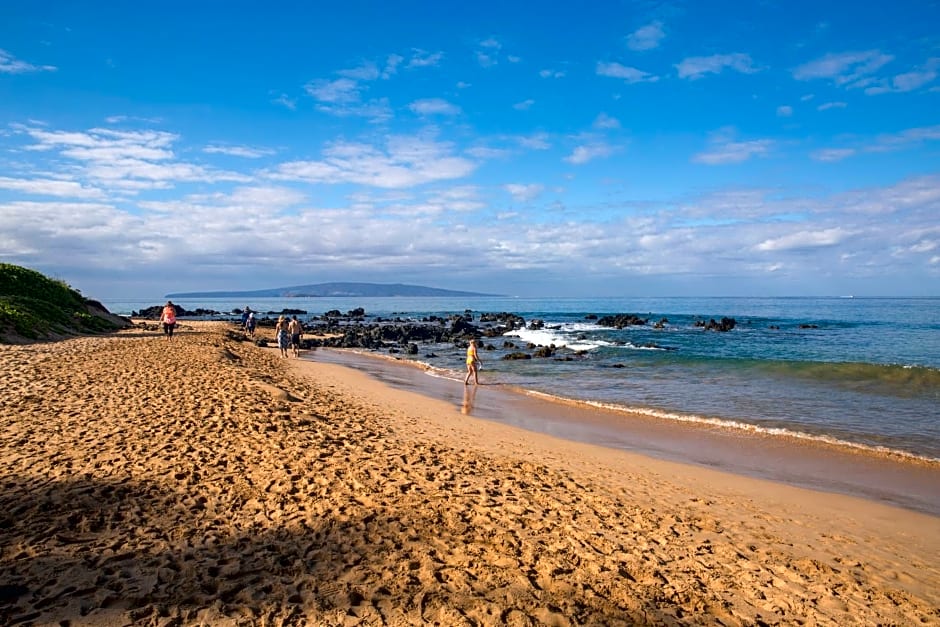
[0,473,670,625]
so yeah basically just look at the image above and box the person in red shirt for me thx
[160,301,177,341]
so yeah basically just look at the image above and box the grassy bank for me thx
[0,264,129,343]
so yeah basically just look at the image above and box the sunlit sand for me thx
[1,321,937,625]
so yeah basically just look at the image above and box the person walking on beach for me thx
[275,316,290,358]
[246,312,256,338]
[464,338,482,385]
[160,301,177,341]
[241,306,251,331]
[288,315,304,358]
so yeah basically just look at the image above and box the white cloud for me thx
[271,93,297,110]
[0,200,146,262]
[86,160,249,188]
[305,78,360,104]
[17,125,250,190]
[344,186,485,220]
[0,49,56,73]
[539,69,565,79]
[892,62,939,91]
[3,162,938,297]
[222,185,307,208]
[382,54,404,78]
[337,63,381,81]
[564,142,615,165]
[140,185,306,216]
[409,98,461,116]
[809,125,940,163]
[23,126,177,154]
[0,176,105,199]
[516,133,551,150]
[829,174,940,216]
[315,98,393,123]
[465,145,511,159]
[676,53,759,80]
[908,240,937,254]
[426,186,484,213]
[872,125,940,149]
[513,99,535,111]
[755,227,849,252]
[626,21,665,51]
[104,115,162,125]
[596,61,658,83]
[674,189,782,225]
[467,133,552,159]
[776,106,793,117]
[407,49,444,68]
[306,53,429,121]
[270,136,476,189]
[204,145,275,158]
[811,148,855,162]
[864,57,940,95]
[887,72,931,92]
[692,135,773,165]
[504,183,544,202]
[476,37,502,67]
[817,101,847,111]
[593,113,621,129]
[792,50,893,88]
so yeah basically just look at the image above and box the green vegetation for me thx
[0,264,127,343]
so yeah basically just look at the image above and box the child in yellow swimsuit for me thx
[464,339,481,385]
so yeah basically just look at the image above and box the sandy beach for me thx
[1,321,938,626]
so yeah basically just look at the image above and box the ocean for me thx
[104,296,940,464]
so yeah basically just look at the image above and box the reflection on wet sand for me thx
[461,384,477,415]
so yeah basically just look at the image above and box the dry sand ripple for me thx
[0,322,938,625]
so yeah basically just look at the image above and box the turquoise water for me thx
[105,296,940,461]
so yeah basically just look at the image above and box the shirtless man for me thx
[288,315,304,357]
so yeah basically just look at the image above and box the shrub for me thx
[0,263,125,342]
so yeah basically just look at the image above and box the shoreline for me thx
[321,346,940,466]
[305,345,940,517]
[2,321,938,624]
[116,298,940,464]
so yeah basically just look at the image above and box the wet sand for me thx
[1,321,938,625]
[312,348,940,517]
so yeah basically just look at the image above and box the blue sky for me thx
[1,1,939,299]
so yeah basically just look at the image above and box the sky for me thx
[1,1,939,299]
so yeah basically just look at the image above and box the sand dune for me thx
[1,321,937,625]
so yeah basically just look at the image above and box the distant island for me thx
[165,282,503,299]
